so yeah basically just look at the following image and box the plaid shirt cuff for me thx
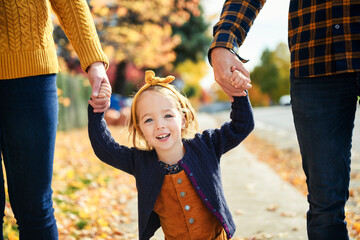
[208,30,248,66]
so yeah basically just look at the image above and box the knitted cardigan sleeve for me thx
[196,95,254,159]
[88,105,136,175]
[50,0,109,71]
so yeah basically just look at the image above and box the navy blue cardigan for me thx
[88,96,254,240]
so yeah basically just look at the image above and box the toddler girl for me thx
[88,70,254,240]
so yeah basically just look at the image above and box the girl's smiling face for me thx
[136,90,185,156]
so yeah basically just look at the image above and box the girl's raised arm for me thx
[88,105,136,175]
[197,95,254,159]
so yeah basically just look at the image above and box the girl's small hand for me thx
[98,82,112,99]
[230,66,252,90]
[89,82,112,113]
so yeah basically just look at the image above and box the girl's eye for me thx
[144,118,153,123]
[164,114,173,118]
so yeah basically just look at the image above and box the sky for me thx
[200,0,290,88]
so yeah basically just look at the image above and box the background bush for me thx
[57,73,92,131]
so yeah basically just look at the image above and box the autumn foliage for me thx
[55,0,202,72]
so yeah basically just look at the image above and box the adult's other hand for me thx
[87,62,111,113]
[211,47,251,102]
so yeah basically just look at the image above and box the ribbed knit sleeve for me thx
[88,105,136,175]
[50,0,109,72]
[197,95,254,159]
[0,0,108,79]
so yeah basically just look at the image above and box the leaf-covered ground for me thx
[2,127,359,239]
[3,127,139,240]
[243,134,360,240]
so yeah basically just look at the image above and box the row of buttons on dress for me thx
[177,177,194,224]
[177,175,218,224]
[178,176,216,210]
[177,179,186,198]
[177,161,229,231]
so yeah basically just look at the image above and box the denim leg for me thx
[291,73,358,240]
[0,74,59,240]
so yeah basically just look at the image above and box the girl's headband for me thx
[131,70,189,134]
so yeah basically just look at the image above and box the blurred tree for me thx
[248,83,271,107]
[250,43,290,104]
[172,5,211,67]
[211,83,229,102]
[53,0,205,96]
[171,4,211,103]
[175,59,208,98]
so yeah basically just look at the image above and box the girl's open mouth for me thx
[156,134,170,140]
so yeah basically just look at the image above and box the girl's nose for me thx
[155,119,165,129]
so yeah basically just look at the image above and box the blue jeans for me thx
[0,74,59,239]
[291,72,360,240]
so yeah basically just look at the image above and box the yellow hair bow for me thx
[145,70,175,86]
[131,70,188,134]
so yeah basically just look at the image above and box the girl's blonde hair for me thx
[128,70,199,150]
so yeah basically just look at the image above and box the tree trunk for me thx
[113,61,127,95]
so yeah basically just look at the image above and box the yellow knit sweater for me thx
[0,0,108,79]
